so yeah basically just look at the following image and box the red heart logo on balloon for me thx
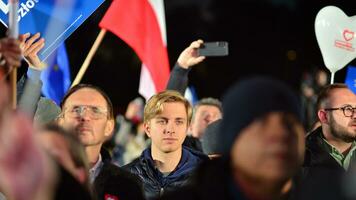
[343,30,355,41]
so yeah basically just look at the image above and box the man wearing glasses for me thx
[58,84,144,200]
[296,83,356,199]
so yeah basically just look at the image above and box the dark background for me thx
[13,0,356,114]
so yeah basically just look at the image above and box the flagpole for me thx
[9,0,19,109]
[71,29,106,87]
[10,69,16,108]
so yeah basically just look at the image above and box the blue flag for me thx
[345,65,356,94]
[184,86,199,106]
[41,43,70,105]
[0,0,104,61]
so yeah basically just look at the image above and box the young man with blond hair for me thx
[125,90,207,199]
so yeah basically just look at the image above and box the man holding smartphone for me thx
[166,40,225,152]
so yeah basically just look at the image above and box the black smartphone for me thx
[197,41,229,56]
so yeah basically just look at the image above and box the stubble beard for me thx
[329,114,356,143]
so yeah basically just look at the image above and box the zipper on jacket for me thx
[160,187,164,196]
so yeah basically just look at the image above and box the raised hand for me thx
[177,39,205,69]
[19,32,46,70]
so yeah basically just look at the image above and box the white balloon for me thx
[315,6,356,74]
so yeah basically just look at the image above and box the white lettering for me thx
[20,3,29,12]
[17,0,39,22]
[17,7,25,22]
[0,0,39,22]
[26,0,34,9]
[0,0,8,14]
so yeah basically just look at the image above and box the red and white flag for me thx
[99,0,170,100]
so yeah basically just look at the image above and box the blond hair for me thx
[144,90,192,124]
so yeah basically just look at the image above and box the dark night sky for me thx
[13,0,356,114]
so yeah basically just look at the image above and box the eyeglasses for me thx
[62,105,108,120]
[324,105,356,117]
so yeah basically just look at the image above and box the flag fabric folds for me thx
[184,86,198,106]
[345,65,356,94]
[99,0,170,100]
[41,43,71,105]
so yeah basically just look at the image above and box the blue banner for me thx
[345,65,356,94]
[0,0,104,61]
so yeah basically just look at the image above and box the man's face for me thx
[145,102,188,154]
[326,88,356,142]
[191,105,222,138]
[231,112,305,183]
[58,88,114,147]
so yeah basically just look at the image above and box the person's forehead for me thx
[65,88,107,107]
[156,102,187,117]
[196,104,221,113]
[329,88,356,106]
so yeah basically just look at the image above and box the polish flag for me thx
[99,0,170,100]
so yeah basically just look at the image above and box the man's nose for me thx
[352,110,356,119]
[165,122,175,134]
[78,108,91,120]
[204,112,212,121]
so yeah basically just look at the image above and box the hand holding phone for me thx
[197,41,229,57]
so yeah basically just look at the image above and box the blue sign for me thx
[0,0,104,61]
[345,65,356,94]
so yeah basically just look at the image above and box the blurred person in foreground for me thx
[37,123,91,191]
[0,37,22,78]
[161,77,305,200]
[0,79,57,200]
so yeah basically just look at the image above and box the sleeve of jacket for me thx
[17,69,43,118]
[166,63,191,95]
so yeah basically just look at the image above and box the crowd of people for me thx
[0,33,355,200]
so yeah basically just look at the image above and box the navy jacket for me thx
[124,146,208,199]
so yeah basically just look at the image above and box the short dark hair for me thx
[316,83,348,110]
[192,98,222,120]
[194,98,222,112]
[60,84,114,119]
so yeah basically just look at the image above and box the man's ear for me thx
[318,110,328,124]
[144,122,151,138]
[104,119,115,137]
[188,122,193,134]
[56,115,64,126]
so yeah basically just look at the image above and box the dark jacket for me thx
[124,146,208,199]
[183,136,203,152]
[55,163,93,200]
[93,148,144,200]
[160,158,248,200]
[162,158,305,200]
[295,127,348,200]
